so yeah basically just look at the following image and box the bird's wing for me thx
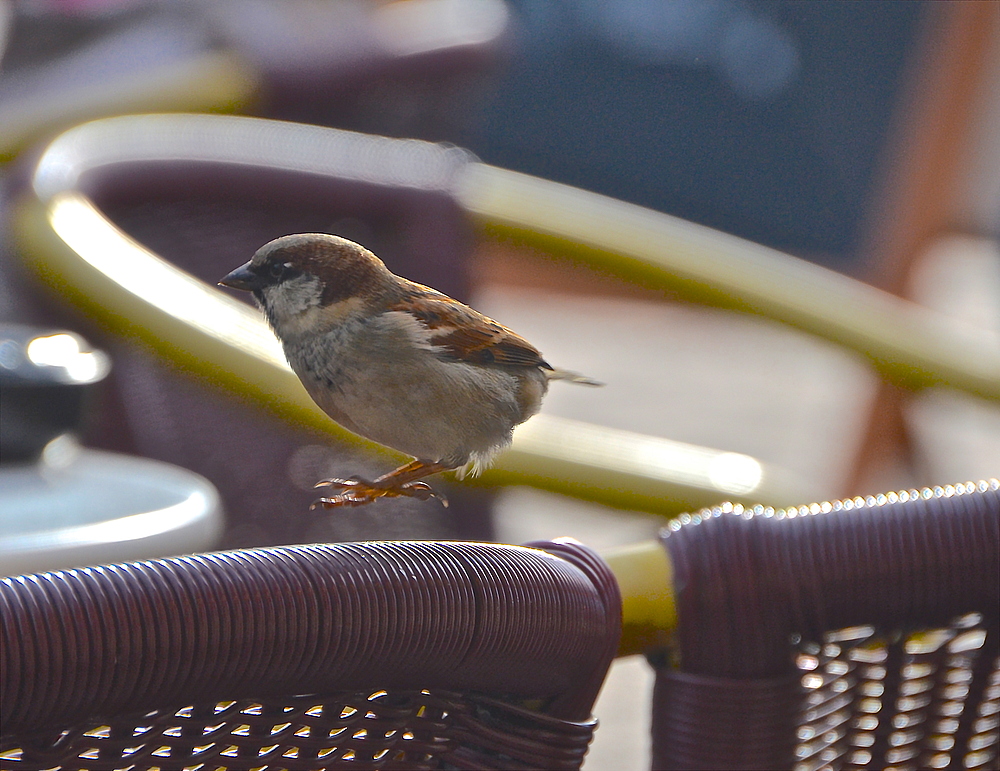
[389,284,550,369]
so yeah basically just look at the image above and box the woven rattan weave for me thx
[1,690,596,770]
[0,539,620,771]
[651,481,999,771]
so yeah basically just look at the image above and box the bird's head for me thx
[219,233,393,337]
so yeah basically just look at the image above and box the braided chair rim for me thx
[1,539,621,742]
[651,481,1000,771]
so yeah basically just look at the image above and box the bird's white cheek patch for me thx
[263,275,366,338]
[262,274,320,317]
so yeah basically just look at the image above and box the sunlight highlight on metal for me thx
[25,332,109,383]
[32,115,469,199]
[513,414,763,496]
[3,491,214,557]
[708,451,764,495]
[40,434,82,470]
[47,193,287,368]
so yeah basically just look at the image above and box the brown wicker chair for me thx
[648,480,1000,771]
[0,538,620,770]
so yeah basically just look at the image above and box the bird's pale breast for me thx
[286,310,543,466]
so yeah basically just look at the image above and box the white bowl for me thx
[0,438,223,576]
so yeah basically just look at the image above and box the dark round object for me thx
[0,325,110,463]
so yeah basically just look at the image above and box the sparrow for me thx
[219,233,600,509]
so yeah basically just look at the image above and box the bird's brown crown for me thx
[252,233,391,305]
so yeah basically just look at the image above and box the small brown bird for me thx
[220,233,599,508]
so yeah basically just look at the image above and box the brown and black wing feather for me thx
[390,283,552,370]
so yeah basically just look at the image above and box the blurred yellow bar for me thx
[14,116,999,659]
[456,164,1000,403]
[601,540,675,657]
[15,191,808,515]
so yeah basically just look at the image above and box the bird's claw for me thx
[397,481,449,506]
[314,476,364,491]
[310,477,448,509]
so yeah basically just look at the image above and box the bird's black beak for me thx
[218,262,258,292]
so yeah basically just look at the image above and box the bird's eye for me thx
[266,261,301,282]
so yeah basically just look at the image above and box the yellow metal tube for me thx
[601,540,675,657]
[14,191,807,515]
[456,163,1000,403]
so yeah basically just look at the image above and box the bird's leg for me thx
[312,460,452,509]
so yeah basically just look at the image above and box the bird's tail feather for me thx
[545,368,604,387]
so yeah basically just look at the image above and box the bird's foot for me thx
[310,476,448,509]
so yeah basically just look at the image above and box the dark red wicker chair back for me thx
[651,480,1000,771]
[0,539,621,770]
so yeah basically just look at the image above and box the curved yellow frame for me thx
[15,114,1000,650]
[458,164,1000,402]
[15,115,814,516]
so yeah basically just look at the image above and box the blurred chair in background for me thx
[5,1,997,537]
[0,0,515,549]
[18,112,859,561]
[9,115,496,549]
[14,110,1000,551]
[0,0,511,159]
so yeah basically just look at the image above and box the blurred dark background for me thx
[1,0,929,272]
[2,0,996,558]
[468,0,924,272]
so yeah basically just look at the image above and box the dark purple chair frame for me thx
[1,539,620,770]
[650,482,999,771]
